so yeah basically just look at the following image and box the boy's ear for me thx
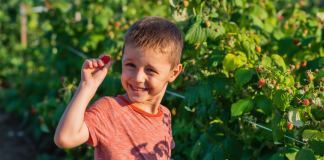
[168,64,182,83]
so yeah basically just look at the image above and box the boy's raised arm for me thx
[54,55,114,149]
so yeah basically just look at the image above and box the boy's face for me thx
[121,44,181,104]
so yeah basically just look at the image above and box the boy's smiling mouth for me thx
[129,84,149,94]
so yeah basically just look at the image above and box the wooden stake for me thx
[20,4,27,47]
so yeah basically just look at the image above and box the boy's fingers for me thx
[98,54,106,60]
[86,59,93,68]
[103,61,114,72]
[92,59,98,68]
[97,59,104,67]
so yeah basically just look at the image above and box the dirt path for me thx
[0,110,38,160]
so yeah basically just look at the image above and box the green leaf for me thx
[295,149,316,160]
[234,68,254,88]
[309,138,324,155]
[185,21,207,44]
[196,105,207,121]
[287,108,304,127]
[271,54,286,72]
[231,98,255,117]
[208,13,219,18]
[199,84,213,106]
[204,145,226,160]
[285,145,300,160]
[255,95,273,115]
[303,130,324,141]
[63,89,72,104]
[222,53,237,71]
[185,87,199,107]
[191,133,209,160]
[250,14,264,29]
[251,34,260,46]
[208,49,225,67]
[208,99,218,118]
[40,123,50,133]
[261,55,272,68]
[242,41,251,59]
[223,137,243,159]
[271,117,286,142]
[301,37,316,46]
[210,77,229,92]
[273,89,290,111]
[270,151,284,160]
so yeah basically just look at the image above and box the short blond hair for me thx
[122,16,183,69]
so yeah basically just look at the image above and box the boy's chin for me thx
[127,94,147,103]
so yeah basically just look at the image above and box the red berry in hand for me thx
[31,108,37,115]
[293,39,299,46]
[115,22,120,27]
[258,79,266,87]
[61,77,66,82]
[102,55,111,64]
[302,99,309,106]
[301,61,307,67]
[287,122,294,130]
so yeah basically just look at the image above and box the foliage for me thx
[2,0,324,159]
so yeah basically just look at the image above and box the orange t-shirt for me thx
[83,95,175,160]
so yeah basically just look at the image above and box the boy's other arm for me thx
[54,55,114,149]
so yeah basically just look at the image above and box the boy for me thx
[54,16,183,160]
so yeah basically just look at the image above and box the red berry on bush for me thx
[302,99,309,106]
[301,61,307,67]
[293,39,299,46]
[61,77,66,82]
[278,15,284,20]
[287,122,293,130]
[115,22,120,27]
[258,79,265,86]
[31,108,37,115]
[256,46,261,53]
[102,55,111,64]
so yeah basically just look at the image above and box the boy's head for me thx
[122,16,183,69]
[121,16,183,104]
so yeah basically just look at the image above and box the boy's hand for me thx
[81,55,114,87]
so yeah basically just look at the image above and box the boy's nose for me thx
[132,70,146,83]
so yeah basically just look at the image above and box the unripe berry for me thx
[304,112,309,118]
[286,88,292,94]
[256,46,261,53]
[183,1,189,8]
[257,65,262,72]
[294,82,300,88]
[286,69,291,75]
[295,64,300,70]
[291,65,295,70]
[321,86,324,92]
[271,80,277,85]
[315,69,319,73]
[215,28,219,32]
[311,122,315,127]
[307,74,314,82]
[304,85,309,92]
[218,22,222,26]
[205,21,210,28]
[296,98,301,103]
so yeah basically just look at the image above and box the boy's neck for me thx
[122,93,162,115]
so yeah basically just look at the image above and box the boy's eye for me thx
[126,63,135,67]
[147,69,155,72]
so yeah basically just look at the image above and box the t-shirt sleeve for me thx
[83,97,116,147]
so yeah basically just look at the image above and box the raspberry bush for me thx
[1,0,324,159]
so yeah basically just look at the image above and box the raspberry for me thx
[256,46,261,53]
[293,40,299,46]
[278,15,284,20]
[287,122,294,130]
[102,55,111,64]
[61,77,66,82]
[115,22,120,27]
[302,99,309,106]
[258,79,265,86]
[31,108,37,115]
[301,61,307,67]
[205,21,210,28]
